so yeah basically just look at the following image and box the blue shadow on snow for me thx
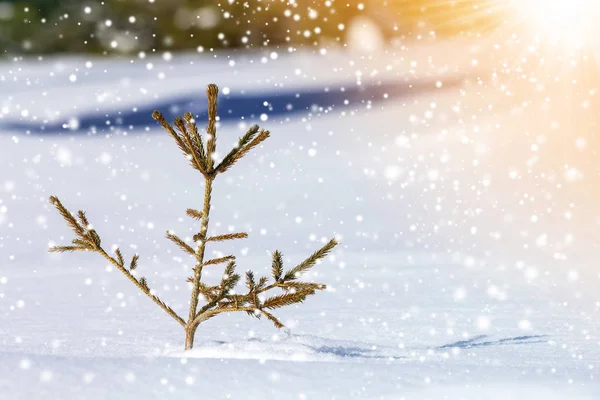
[437,334,548,350]
[0,77,465,135]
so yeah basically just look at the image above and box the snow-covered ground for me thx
[1,40,600,399]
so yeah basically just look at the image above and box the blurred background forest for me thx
[0,0,499,55]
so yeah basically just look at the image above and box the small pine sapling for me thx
[48,84,339,350]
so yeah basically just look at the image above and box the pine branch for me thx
[261,310,285,329]
[191,268,327,328]
[261,290,315,310]
[278,281,326,292]
[254,280,325,296]
[215,130,270,174]
[257,276,269,291]
[48,196,185,328]
[151,111,191,163]
[221,261,241,291]
[214,124,260,173]
[193,282,317,327]
[174,116,207,175]
[194,262,240,318]
[225,273,242,291]
[49,245,88,253]
[206,233,248,242]
[217,295,247,309]
[71,238,93,248]
[283,238,338,281]
[202,255,235,267]
[184,111,207,171]
[205,84,219,171]
[49,196,86,237]
[94,247,186,327]
[193,306,252,326]
[165,231,195,256]
[196,282,217,301]
[152,296,183,325]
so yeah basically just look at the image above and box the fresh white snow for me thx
[1,39,599,399]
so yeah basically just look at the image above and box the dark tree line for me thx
[1,0,500,55]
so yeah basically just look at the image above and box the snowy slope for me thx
[1,40,600,399]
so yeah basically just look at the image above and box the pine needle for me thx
[77,210,89,227]
[185,208,203,220]
[280,281,326,292]
[205,84,219,171]
[283,238,338,281]
[49,196,85,237]
[262,310,285,329]
[152,111,191,162]
[184,111,207,171]
[202,255,235,266]
[271,250,283,281]
[48,195,185,329]
[49,245,87,253]
[115,248,124,267]
[218,262,241,292]
[214,124,260,173]
[222,261,236,280]
[262,291,313,310]
[257,276,268,289]
[175,116,206,174]
[245,270,256,291]
[215,130,270,174]
[88,230,102,248]
[206,233,248,242]
[129,254,139,271]
[166,231,195,256]
[198,282,218,301]
[71,238,91,248]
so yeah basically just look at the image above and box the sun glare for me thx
[511,0,600,47]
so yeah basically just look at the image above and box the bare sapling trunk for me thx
[184,326,197,351]
[49,84,338,350]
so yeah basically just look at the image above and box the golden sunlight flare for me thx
[510,0,600,47]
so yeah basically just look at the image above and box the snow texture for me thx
[1,40,599,399]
